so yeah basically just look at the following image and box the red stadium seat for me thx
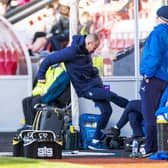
[0,47,6,75]
[109,38,134,50]
[116,39,125,50]
[124,38,134,48]
[5,46,17,75]
[109,39,118,50]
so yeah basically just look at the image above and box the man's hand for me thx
[143,75,150,83]
[144,78,149,83]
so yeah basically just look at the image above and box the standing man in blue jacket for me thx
[139,6,168,157]
[37,33,128,150]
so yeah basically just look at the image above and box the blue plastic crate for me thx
[79,113,100,149]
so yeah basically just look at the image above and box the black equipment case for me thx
[13,130,62,159]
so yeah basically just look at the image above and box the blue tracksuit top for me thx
[140,23,168,82]
[37,35,103,97]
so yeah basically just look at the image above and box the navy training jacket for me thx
[37,35,103,97]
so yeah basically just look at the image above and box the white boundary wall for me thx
[0,17,32,131]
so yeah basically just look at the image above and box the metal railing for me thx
[4,0,52,24]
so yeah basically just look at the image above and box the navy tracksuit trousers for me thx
[48,32,69,51]
[22,95,42,125]
[117,99,144,138]
[140,77,167,153]
[83,87,129,140]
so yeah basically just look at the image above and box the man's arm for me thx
[37,47,75,81]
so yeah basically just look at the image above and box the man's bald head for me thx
[85,33,100,53]
[85,33,99,43]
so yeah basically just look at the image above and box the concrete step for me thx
[0,132,17,152]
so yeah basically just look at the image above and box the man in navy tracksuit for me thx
[139,6,168,157]
[37,33,128,150]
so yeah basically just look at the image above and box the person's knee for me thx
[126,100,141,113]
[22,96,31,105]
[125,101,132,110]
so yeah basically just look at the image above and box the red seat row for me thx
[0,44,18,75]
[109,38,134,50]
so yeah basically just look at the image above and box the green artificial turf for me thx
[0,156,87,168]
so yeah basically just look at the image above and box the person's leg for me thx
[48,33,69,51]
[93,100,112,139]
[32,32,46,43]
[128,111,144,138]
[102,99,141,135]
[30,95,42,125]
[117,100,141,129]
[22,96,35,125]
[56,32,69,42]
[83,87,129,108]
[140,78,167,154]
[88,100,112,150]
[18,96,36,132]
[48,35,62,51]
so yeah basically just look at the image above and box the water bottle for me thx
[130,139,139,158]
[65,125,79,150]
[132,139,138,153]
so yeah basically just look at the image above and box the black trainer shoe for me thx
[101,127,120,137]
